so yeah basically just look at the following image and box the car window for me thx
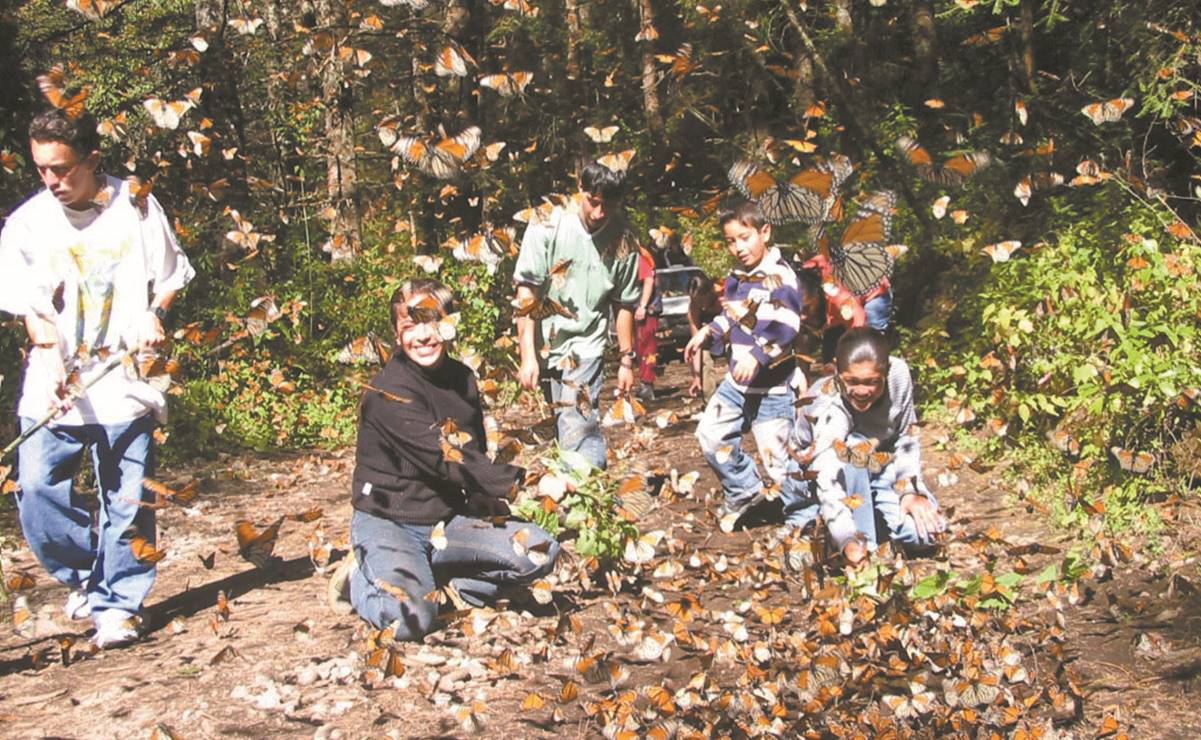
[657,268,705,296]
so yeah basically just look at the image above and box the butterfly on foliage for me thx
[1110,446,1154,474]
[1081,97,1135,125]
[896,136,990,186]
[727,155,852,226]
[813,190,898,297]
[479,71,533,98]
[379,122,482,180]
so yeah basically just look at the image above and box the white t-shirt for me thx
[0,175,195,424]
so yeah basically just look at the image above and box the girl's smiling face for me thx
[838,359,886,412]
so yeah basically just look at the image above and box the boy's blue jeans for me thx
[544,355,606,470]
[781,433,938,548]
[695,378,795,507]
[348,509,560,640]
[864,288,893,331]
[15,414,157,617]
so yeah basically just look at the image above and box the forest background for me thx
[0,0,1199,544]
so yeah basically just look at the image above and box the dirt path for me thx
[0,360,1198,738]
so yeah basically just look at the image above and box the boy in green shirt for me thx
[513,161,642,469]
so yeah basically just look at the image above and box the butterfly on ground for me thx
[814,190,898,297]
[896,136,991,186]
[1081,97,1135,125]
[727,155,853,226]
[66,0,115,20]
[379,122,482,180]
[479,71,533,97]
[235,517,283,567]
[36,65,90,119]
[832,437,893,473]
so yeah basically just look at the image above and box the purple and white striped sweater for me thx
[707,247,802,394]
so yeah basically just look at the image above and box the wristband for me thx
[151,306,169,323]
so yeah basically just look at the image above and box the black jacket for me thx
[351,353,522,524]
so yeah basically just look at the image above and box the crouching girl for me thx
[332,279,559,639]
[779,328,945,563]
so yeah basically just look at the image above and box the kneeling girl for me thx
[343,279,559,639]
[781,328,944,563]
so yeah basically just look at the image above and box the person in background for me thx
[0,107,194,648]
[512,161,642,470]
[778,328,945,563]
[633,243,660,401]
[331,279,559,640]
[799,253,892,368]
[685,274,721,398]
[685,200,801,530]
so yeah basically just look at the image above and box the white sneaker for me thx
[93,609,140,649]
[64,590,92,620]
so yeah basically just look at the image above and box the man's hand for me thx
[634,305,647,322]
[731,355,759,384]
[616,364,635,393]
[900,492,945,542]
[683,326,709,364]
[134,310,166,350]
[466,494,511,519]
[686,376,702,398]
[518,356,540,391]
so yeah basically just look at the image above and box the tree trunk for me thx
[634,0,663,139]
[910,0,938,99]
[194,0,250,210]
[316,0,361,261]
[564,0,582,81]
[1018,0,1037,93]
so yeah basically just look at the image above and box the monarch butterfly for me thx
[226,16,264,35]
[127,529,166,564]
[36,66,90,119]
[478,71,533,97]
[818,190,897,297]
[66,0,114,20]
[1013,171,1064,206]
[597,149,635,173]
[896,136,991,186]
[832,437,893,473]
[1081,97,1135,125]
[434,44,474,77]
[983,240,1021,263]
[584,124,619,143]
[511,294,576,321]
[235,517,283,567]
[379,123,482,180]
[379,0,428,8]
[727,155,852,226]
[1110,446,1154,474]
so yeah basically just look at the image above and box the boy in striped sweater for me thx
[685,201,803,531]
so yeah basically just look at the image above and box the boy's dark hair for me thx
[796,266,826,323]
[718,200,769,230]
[687,274,721,327]
[834,327,892,374]
[579,161,626,202]
[390,278,456,330]
[29,108,100,157]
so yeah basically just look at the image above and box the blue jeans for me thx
[781,434,938,548]
[695,378,795,506]
[864,288,893,331]
[15,414,157,617]
[543,355,606,470]
[348,509,560,640]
